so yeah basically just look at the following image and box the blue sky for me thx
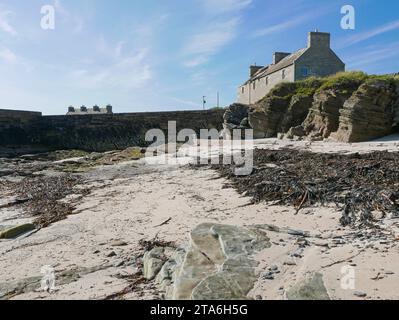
[0,0,398,115]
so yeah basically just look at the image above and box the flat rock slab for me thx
[165,223,271,300]
[0,224,36,239]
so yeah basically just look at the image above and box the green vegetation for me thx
[317,71,369,92]
[292,77,325,98]
[257,71,398,106]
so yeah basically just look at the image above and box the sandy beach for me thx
[1,137,398,300]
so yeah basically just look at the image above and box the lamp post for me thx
[202,96,207,110]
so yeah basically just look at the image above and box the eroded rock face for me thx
[153,223,271,300]
[331,80,399,142]
[279,95,314,134]
[302,89,353,139]
[225,75,398,143]
[249,96,291,138]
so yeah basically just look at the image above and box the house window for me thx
[265,77,269,86]
[301,67,309,77]
[282,69,286,79]
[253,82,256,90]
[241,87,245,94]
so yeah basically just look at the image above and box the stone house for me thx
[237,31,345,104]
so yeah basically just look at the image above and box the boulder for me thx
[223,104,250,127]
[285,125,306,140]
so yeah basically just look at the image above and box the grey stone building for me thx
[237,31,345,104]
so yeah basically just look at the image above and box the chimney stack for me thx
[249,65,263,77]
[308,31,330,48]
[273,52,291,65]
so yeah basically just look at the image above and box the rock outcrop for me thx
[222,73,399,143]
[331,80,399,142]
[147,223,271,300]
[301,89,354,140]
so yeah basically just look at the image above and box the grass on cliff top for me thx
[317,71,369,91]
[257,71,398,105]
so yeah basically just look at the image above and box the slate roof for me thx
[243,48,307,84]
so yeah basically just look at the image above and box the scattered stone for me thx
[354,291,367,298]
[113,260,124,268]
[284,260,297,266]
[286,273,330,300]
[262,272,275,280]
[110,240,128,247]
[106,251,117,258]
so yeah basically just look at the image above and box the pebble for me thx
[284,260,297,266]
[262,272,275,280]
[106,251,117,257]
[354,291,367,298]
[255,295,263,300]
[114,260,124,267]
[269,265,279,272]
[110,240,128,247]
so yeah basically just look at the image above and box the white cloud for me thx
[252,15,311,38]
[0,47,17,64]
[0,8,17,36]
[183,18,239,67]
[201,0,252,13]
[345,42,399,69]
[338,20,399,48]
[70,48,152,89]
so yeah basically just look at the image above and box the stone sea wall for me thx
[0,109,224,153]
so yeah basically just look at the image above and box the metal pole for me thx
[217,92,220,108]
[203,96,206,110]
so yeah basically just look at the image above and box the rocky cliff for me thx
[223,72,399,143]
